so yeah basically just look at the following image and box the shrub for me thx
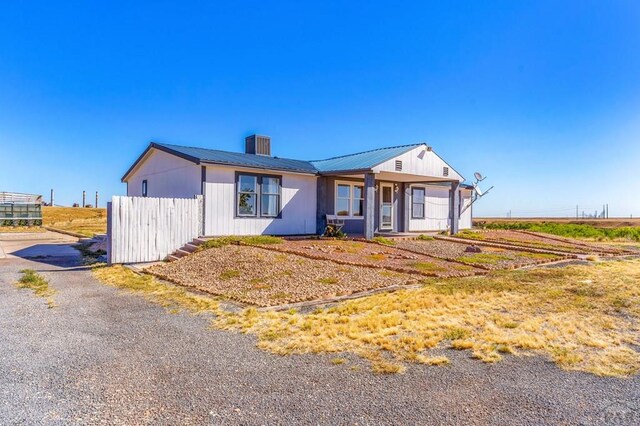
[199,235,283,250]
[372,236,395,246]
[324,224,347,239]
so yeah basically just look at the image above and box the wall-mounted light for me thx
[394,183,399,193]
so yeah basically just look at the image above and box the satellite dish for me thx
[474,172,484,182]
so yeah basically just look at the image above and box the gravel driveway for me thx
[1,237,639,425]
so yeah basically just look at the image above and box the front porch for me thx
[317,171,463,239]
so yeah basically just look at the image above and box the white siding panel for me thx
[373,145,464,181]
[408,185,451,232]
[460,189,473,230]
[203,165,317,236]
[126,149,201,198]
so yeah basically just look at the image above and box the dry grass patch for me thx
[214,260,640,376]
[93,265,220,314]
[0,226,46,233]
[94,260,640,377]
[16,269,56,308]
[43,206,106,237]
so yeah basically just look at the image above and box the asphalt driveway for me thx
[1,233,639,425]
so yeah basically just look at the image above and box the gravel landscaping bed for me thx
[251,239,483,277]
[147,245,425,306]
[394,238,564,269]
[454,230,632,255]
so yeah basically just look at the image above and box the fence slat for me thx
[107,196,201,264]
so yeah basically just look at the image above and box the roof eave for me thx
[199,160,318,175]
[121,142,202,182]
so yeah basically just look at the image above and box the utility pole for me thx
[50,189,54,207]
[95,191,99,208]
[576,205,578,220]
[82,191,86,208]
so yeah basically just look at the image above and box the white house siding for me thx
[373,145,464,182]
[460,188,473,230]
[203,165,317,236]
[126,149,202,198]
[408,184,451,232]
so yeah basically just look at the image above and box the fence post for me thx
[195,194,204,236]
[106,201,113,265]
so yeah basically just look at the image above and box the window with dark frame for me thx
[260,176,281,217]
[236,173,281,218]
[335,182,364,217]
[142,180,148,197]
[411,187,425,219]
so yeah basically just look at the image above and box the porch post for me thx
[403,183,410,233]
[316,176,328,235]
[364,172,376,239]
[450,181,460,235]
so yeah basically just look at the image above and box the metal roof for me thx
[0,192,43,204]
[122,141,435,181]
[310,143,424,173]
[154,142,317,173]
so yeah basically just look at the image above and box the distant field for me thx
[474,218,640,241]
[475,217,640,228]
[43,206,107,237]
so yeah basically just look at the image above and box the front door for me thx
[380,184,393,231]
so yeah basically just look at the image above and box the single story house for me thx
[121,135,474,239]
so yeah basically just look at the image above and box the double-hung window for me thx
[335,182,364,218]
[411,187,425,219]
[260,176,280,217]
[237,173,281,218]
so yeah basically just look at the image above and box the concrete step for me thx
[174,249,191,258]
[166,254,181,262]
[183,243,199,253]
[192,237,211,246]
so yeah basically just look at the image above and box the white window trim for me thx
[334,180,365,219]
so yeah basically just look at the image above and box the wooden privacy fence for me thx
[107,195,203,264]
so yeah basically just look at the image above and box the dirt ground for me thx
[148,245,423,306]
[455,230,634,255]
[3,244,639,425]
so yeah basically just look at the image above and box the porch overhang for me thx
[319,170,462,184]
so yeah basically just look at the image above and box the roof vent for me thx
[395,160,403,171]
[245,134,271,156]
[443,166,449,177]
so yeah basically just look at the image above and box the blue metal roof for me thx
[123,141,428,181]
[153,142,318,174]
[310,143,424,173]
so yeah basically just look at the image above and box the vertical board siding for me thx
[108,195,202,264]
[373,145,464,182]
[203,165,317,236]
[126,149,202,198]
[460,189,473,230]
[408,185,451,232]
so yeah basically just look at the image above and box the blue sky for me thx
[1,1,639,217]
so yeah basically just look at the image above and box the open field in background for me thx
[0,206,107,237]
[474,218,640,242]
[42,206,107,237]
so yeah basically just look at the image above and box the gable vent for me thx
[443,166,449,177]
[395,160,403,171]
